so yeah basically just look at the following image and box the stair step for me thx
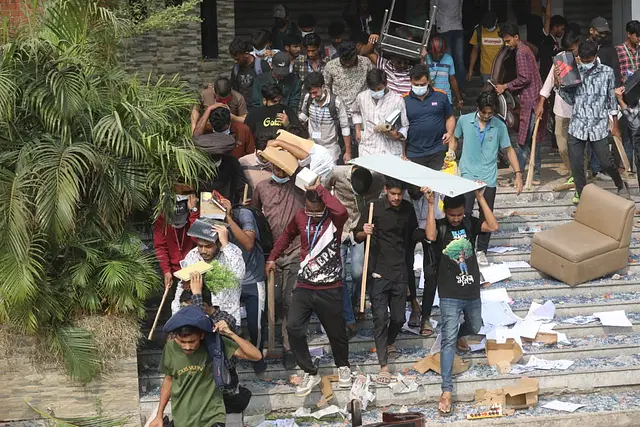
[285,390,640,427]
[139,354,640,414]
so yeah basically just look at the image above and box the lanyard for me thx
[475,115,490,146]
[307,213,328,251]
[624,43,639,72]
[314,102,327,130]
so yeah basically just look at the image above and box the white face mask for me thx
[301,30,314,38]
[370,89,385,100]
[253,47,267,56]
[412,85,428,96]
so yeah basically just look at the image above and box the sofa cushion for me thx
[574,184,635,243]
[532,221,619,263]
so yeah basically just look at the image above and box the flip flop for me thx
[456,337,470,353]
[375,371,392,385]
[438,393,453,416]
[420,321,434,337]
[387,345,400,360]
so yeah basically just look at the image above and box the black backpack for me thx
[234,205,274,256]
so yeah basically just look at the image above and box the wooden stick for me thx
[359,202,375,313]
[148,285,170,340]
[267,269,276,353]
[610,119,632,172]
[525,118,542,190]
[242,183,249,204]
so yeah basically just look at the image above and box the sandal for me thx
[456,337,470,353]
[387,345,400,360]
[375,371,392,385]
[420,320,434,337]
[408,310,421,328]
[354,310,366,322]
[438,392,453,416]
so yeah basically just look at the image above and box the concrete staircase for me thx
[136,79,640,425]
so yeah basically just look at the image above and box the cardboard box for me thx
[259,146,298,176]
[522,332,558,344]
[174,260,213,281]
[485,339,524,374]
[200,192,226,220]
[275,129,314,152]
[295,167,318,190]
[413,352,470,375]
[475,377,539,410]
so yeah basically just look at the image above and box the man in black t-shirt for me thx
[244,84,301,137]
[229,38,271,110]
[425,187,499,416]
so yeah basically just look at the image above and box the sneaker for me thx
[565,176,575,185]
[295,372,321,397]
[617,183,631,200]
[283,351,297,370]
[346,324,358,341]
[572,191,580,205]
[476,251,489,266]
[532,179,541,186]
[338,366,352,388]
[595,173,613,182]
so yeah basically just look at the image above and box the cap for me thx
[163,305,212,334]
[272,51,291,75]
[590,17,611,33]
[273,4,286,19]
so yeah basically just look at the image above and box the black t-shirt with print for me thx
[244,104,302,137]
[232,58,270,107]
[435,217,482,300]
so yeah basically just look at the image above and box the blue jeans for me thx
[516,144,541,180]
[440,30,466,91]
[481,73,491,83]
[341,239,365,326]
[439,297,482,393]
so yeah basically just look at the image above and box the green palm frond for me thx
[49,327,101,383]
[27,401,130,426]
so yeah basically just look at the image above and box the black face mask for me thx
[594,34,605,44]
[274,18,286,28]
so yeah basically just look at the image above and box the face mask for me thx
[313,88,327,103]
[370,89,385,100]
[171,198,189,228]
[222,128,231,135]
[305,208,326,218]
[486,25,497,31]
[271,174,290,184]
[412,85,428,96]
[581,61,596,70]
[216,94,232,104]
[301,30,314,38]
[253,46,267,56]
[594,34,605,44]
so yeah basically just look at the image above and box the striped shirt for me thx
[426,53,455,102]
[377,56,412,95]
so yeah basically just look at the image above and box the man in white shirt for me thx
[351,69,409,157]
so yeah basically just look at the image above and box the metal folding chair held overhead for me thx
[377,1,437,61]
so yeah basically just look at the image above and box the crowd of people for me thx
[149,2,640,425]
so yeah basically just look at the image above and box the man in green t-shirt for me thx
[149,273,262,427]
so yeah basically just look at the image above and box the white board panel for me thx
[349,154,484,197]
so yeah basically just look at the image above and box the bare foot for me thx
[456,337,470,352]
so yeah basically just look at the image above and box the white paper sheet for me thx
[518,225,543,233]
[469,338,487,352]
[479,264,512,284]
[538,323,557,332]
[594,310,633,327]
[391,373,419,394]
[349,154,484,197]
[480,287,510,303]
[433,288,440,307]
[487,246,519,254]
[430,333,442,354]
[525,355,574,370]
[542,401,585,412]
[413,254,423,271]
[502,260,531,269]
[525,301,556,322]
[512,320,542,339]
[561,315,599,325]
[482,301,522,326]
[418,269,424,290]
[308,346,324,357]
[402,312,437,335]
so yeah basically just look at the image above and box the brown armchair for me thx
[530,184,634,286]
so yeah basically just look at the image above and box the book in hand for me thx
[200,192,227,220]
[174,260,214,281]
[187,217,227,242]
[553,51,581,88]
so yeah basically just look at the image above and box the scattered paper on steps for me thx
[518,226,543,234]
[501,260,531,269]
[390,373,419,394]
[349,374,375,411]
[542,401,585,412]
[511,319,542,340]
[593,310,633,327]
[293,405,346,419]
[561,315,598,325]
[487,246,519,254]
[482,301,522,327]
[480,287,510,303]
[525,301,556,322]
[524,355,574,371]
[255,419,298,427]
[469,338,487,352]
[480,264,511,284]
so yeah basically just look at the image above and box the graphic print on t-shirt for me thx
[442,229,474,286]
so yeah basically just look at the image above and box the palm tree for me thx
[0,0,215,382]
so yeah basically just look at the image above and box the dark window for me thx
[201,0,219,59]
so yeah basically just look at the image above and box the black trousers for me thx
[408,150,447,171]
[420,241,438,320]
[287,286,349,375]
[464,186,497,253]
[568,135,623,196]
[369,277,407,366]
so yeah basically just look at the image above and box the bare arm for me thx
[445,115,456,137]
[268,139,309,161]
[450,76,463,107]
[544,0,552,35]
[425,189,437,241]
[477,191,499,233]
[156,375,172,418]
[193,105,214,136]
[191,106,200,134]
[449,136,458,153]
[228,330,262,361]
[467,45,480,79]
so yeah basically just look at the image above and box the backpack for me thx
[302,92,344,146]
[234,205,274,256]
[204,330,237,392]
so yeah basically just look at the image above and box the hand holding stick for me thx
[148,282,171,340]
[359,203,375,313]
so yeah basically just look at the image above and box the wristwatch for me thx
[190,206,198,213]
